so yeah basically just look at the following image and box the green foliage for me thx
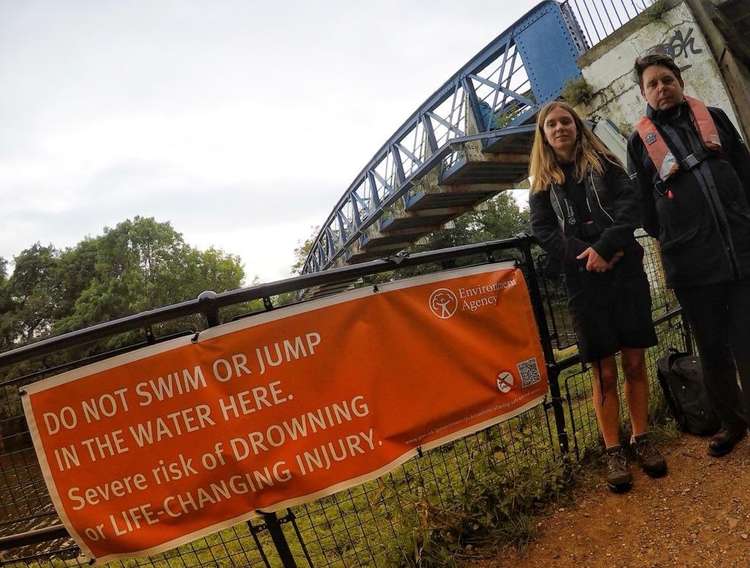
[396,192,529,277]
[390,458,573,566]
[426,192,528,248]
[290,225,319,275]
[561,77,595,107]
[643,0,669,23]
[0,259,11,351]
[4,244,61,342]
[1,216,245,350]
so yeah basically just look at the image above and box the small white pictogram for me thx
[496,371,515,394]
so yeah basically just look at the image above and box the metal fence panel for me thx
[1,231,686,567]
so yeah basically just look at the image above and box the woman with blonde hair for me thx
[529,101,666,492]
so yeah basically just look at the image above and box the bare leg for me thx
[621,347,649,437]
[591,356,621,448]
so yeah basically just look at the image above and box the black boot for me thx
[605,445,632,493]
[632,433,667,477]
[708,425,746,457]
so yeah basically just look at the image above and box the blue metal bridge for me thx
[302,0,655,281]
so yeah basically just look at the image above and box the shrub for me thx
[562,77,595,107]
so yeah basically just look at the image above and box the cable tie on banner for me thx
[191,331,201,343]
[416,446,424,458]
[145,325,156,345]
[386,251,409,265]
[18,389,27,396]
[372,284,379,293]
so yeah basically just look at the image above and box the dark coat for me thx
[529,158,642,277]
[627,102,750,288]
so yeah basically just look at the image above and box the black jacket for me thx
[529,158,642,276]
[627,102,750,288]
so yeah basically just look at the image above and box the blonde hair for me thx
[529,101,621,193]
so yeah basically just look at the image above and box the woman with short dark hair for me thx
[529,100,666,492]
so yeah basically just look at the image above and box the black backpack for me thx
[656,349,720,436]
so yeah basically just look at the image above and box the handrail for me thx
[0,236,534,371]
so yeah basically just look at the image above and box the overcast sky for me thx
[0,0,540,283]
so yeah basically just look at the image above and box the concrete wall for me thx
[577,0,741,137]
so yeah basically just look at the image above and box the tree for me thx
[6,244,61,342]
[290,226,319,275]
[54,217,245,334]
[0,217,245,352]
[399,192,529,276]
[412,192,529,251]
[0,257,14,350]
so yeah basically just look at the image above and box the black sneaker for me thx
[632,433,667,477]
[708,425,746,457]
[605,445,632,493]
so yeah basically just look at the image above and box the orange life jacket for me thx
[635,96,722,182]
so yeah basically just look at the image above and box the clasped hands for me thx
[576,247,624,272]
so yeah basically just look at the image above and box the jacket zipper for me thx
[550,185,566,229]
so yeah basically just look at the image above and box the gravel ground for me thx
[475,433,750,567]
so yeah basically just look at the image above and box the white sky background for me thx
[0,0,539,284]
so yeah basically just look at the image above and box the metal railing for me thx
[562,0,655,48]
[0,233,688,567]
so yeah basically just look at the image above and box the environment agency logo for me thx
[429,288,458,319]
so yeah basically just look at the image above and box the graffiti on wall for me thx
[667,27,703,58]
[649,27,703,71]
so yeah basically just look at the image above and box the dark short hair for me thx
[633,53,683,87]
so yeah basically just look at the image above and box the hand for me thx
[576,247,610,272]
[607,250,625,270]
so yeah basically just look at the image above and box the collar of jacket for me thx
[548,166,609,230]
[647,99,689,123]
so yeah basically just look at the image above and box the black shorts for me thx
[565,265,658,363]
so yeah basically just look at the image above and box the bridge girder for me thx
[303,0,651,277]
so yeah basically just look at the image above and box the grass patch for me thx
[386,454,574,566]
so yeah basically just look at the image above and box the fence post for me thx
[262,513,298,568]
[197,290,300,568]
[517,237,570,456]
[197,290,220,327]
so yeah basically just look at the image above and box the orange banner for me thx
[23,263,547,563]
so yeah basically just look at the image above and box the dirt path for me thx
[477,434,750,567]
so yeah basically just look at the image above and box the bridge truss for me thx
[302,0,654,280]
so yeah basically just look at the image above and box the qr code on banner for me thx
[517,357,541,388]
